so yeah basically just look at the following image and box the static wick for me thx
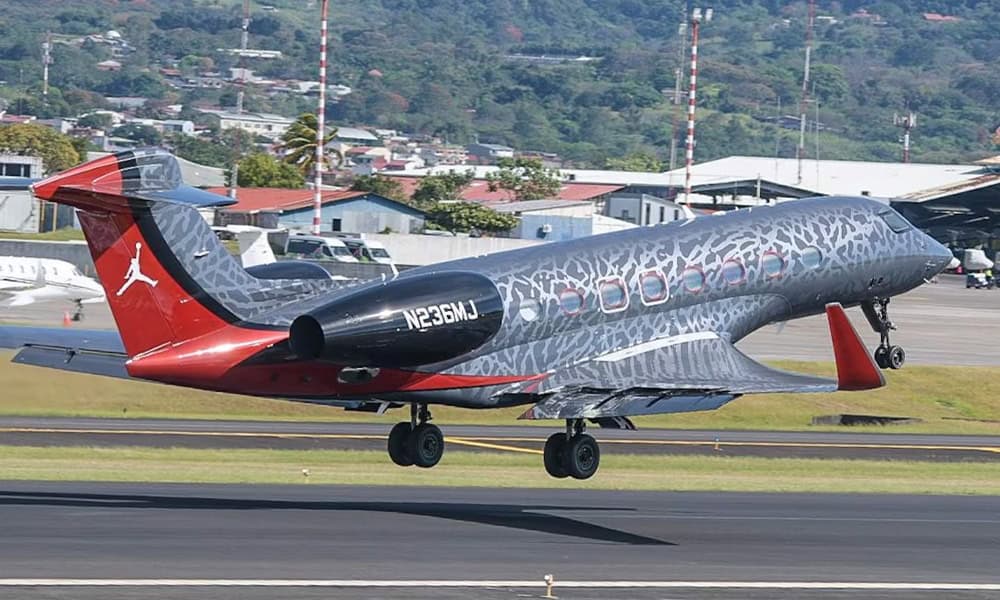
[543,573,556,598]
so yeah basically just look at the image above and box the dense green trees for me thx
[0,0,997,166]
[486,157,562,201]
[428,202,517,234]
[278,114,339,177]
[0,123,81,173]
[351,174,406,201]
[236,152,305,188]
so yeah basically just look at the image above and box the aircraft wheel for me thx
[387,422,413,467]
[543,433,569,478]
[563,433,600,480]
[408,423,444,468]
[887,345,905,370]
[874,346,889,369]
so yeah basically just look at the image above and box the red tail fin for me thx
[32,151,232,357]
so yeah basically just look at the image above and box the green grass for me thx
[0,229,85,241]
[2,352,999,434]
[1,446,997,494]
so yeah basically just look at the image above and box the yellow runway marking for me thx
[445,437,543,455]
[1,428,997,455]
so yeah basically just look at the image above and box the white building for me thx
[201,110,295,140]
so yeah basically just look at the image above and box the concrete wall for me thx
[363,233,540,266]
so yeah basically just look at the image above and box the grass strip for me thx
[3,353,1000,434]
[0,446,997,495]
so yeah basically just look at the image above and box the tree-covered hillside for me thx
[0,0,997,166]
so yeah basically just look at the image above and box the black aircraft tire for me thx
[544,433,569,478]
[563,434,600,480]
[409,423,445,468]
[888,345,905,370]
[874,346,889,369]
[387,422,414,467]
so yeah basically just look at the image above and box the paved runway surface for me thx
[2,416,998,461]
[4,274,1000,366]
[0,482,997,599]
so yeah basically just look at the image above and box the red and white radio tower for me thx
[683,7,712,207]
[312,0,330,235]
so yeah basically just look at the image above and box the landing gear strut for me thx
[72,300,84,322]
[863,297,905,370]
[544,419,600,480]
[387,403,444,468]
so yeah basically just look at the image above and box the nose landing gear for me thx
[863,297,905,370]
[387,403,444,468]
[544,419,601,480]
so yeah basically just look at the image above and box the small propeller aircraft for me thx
[0,149,952,479]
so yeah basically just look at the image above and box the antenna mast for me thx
[894,111,916,163]
[796,0,815,184]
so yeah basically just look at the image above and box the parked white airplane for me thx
[0,256,105,319]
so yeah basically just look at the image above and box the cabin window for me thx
[598,277,629,313]
[682,267,705,293]
[639,271,669,305]
[879,210,911,233]
[761,251,786,278]
[559,288,585,315]
[802,246,823,269]
[722,259,746,285]
[518,297,541,322]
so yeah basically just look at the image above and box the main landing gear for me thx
[544,419,600,480]
[387,403,444,468]
[862,297,905,370]
[72,300,84,322]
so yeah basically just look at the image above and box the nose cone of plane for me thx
[923,235,953,277]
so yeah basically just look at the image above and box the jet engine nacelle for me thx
[288,271,504,367]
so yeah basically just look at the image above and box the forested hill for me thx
[0,1,997,167]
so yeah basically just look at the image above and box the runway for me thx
[4,274,1000,366]
[2,416,999,461]
[0,482,997,599]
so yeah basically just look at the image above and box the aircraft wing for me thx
[511,303,884,421]
[0,280,31,292]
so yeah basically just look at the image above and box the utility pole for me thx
[229,0,252,199]
[668,22,687,173]
[894,111,917,163]
[312,0,330,235]
[683,7,712,207]
[41,32,52,104]
[796,0,815,184]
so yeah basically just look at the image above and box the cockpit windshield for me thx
[879,210,911,233]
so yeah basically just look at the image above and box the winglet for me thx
[826,303,885,391]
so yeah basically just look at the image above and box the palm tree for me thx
[278,113,341,177]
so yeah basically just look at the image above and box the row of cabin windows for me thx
[518,246,824,321]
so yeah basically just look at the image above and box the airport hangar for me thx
[396,154,1000,254]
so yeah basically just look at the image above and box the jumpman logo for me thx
[116,241,159,296]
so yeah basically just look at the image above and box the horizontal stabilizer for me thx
[1,326,129,379]
[13,345,129,379]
